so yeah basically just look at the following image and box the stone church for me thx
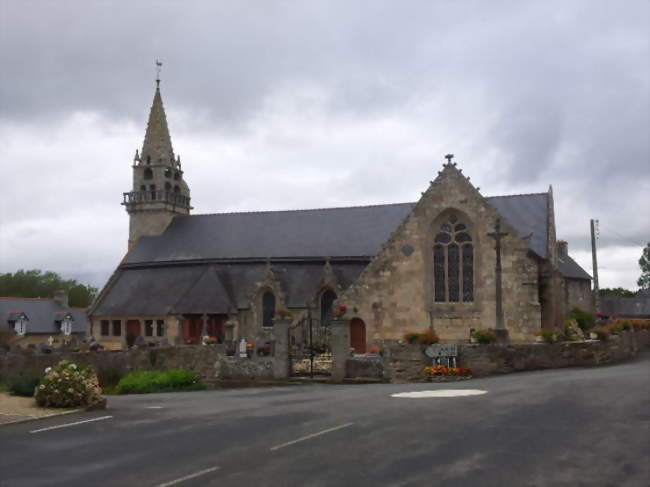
[89,81,592,351]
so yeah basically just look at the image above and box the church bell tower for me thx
[122,70,192,250]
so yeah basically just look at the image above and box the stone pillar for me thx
[175,315,184,345]
[272,319,290,380]
[330,319,350,382]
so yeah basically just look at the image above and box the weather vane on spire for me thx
[155,59,163,87]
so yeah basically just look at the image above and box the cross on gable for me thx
[444,154,454,164]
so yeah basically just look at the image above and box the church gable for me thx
[339,160,544,343]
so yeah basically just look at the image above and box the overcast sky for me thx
[0,0,648,292]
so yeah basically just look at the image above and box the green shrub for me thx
[619,320,632,331]
[569,307,596,332]
[35,360,103,408]
[114,369,204,395]
[403,330,439,345]
[538,328,566,344]
[96,368,125,391]
[472,329,497,344]
[7,372,42,397]
[593,326,610,341]
[609,323,623,335]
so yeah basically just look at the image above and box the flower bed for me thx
[421,365,472,381]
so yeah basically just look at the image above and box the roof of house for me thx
[0,298,88,334]
[558,254,592,280]
[126,193,549,265]
[599,296,650,318]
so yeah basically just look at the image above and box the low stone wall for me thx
[345,356,384,379]
[0,345,286,386]
[382,330,650,382]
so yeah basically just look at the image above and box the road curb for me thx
[0,408,84,428]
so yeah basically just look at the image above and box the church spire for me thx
[122,66,192,250]
[141,82,175,166]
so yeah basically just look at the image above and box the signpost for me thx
[425,344,458,367]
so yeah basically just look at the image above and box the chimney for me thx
[53,290,68,308]
[557,240,568,257]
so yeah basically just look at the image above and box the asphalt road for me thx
[1,353,649,487]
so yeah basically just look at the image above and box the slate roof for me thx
[94,191,593,317]
[93,262,367,315]
[125,193,549,265]
[599,296,650,318]
[558,254,592,280]
[0,298,88,334]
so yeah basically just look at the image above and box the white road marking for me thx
[29,415,113,433]
[270,422,354,451]
[156,466,220,487]
[146,406,163,409]
[391,389,488,398]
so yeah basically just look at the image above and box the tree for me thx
[599,287,636,297]
[639,243,650,290]
[0,269,97,307]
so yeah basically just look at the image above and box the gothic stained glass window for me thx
[432,214,474,303]
[434,245,446,302]
[448,244,460,301]
[462,244,474,301]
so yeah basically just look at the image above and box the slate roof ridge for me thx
[484,191,548,199]
[189,201,415,218]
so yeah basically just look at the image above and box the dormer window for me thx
[144,168,153,180]
[146,155,151,165]
[61,314,73,336]
[13,313,28,335]
[164,168,172,178]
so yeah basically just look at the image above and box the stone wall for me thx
[345,356,384,379]
[0,345,287,386]
[381,330,649,382]
[340,164,543,347]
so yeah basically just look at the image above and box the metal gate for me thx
[289,312,332,377]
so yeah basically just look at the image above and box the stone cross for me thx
[155,59,162,87]
[445,154,454,164]
[488,218,508,331]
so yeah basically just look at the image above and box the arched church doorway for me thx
[350,318,366,354]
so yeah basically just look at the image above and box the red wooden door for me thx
[350,318,366,354]
[126,320,141,347]
[183,317,202,345]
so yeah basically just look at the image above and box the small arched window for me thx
[320,289,337,326]
[149,184,156,200]
[140,185,146,191]
[433,214,474,302]
[164,168,172,178]
[173,185,180,193]
[165,182,172,191]
[144,168,153,180]
[262,291,275,328]
[146,156,151,165]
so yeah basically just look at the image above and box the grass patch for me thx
[114,369,205,395]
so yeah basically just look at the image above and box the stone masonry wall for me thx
[0,345,282,386]
[381,330,649,382]
[340,164,542,347]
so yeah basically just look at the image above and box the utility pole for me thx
[590,219,600,312]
